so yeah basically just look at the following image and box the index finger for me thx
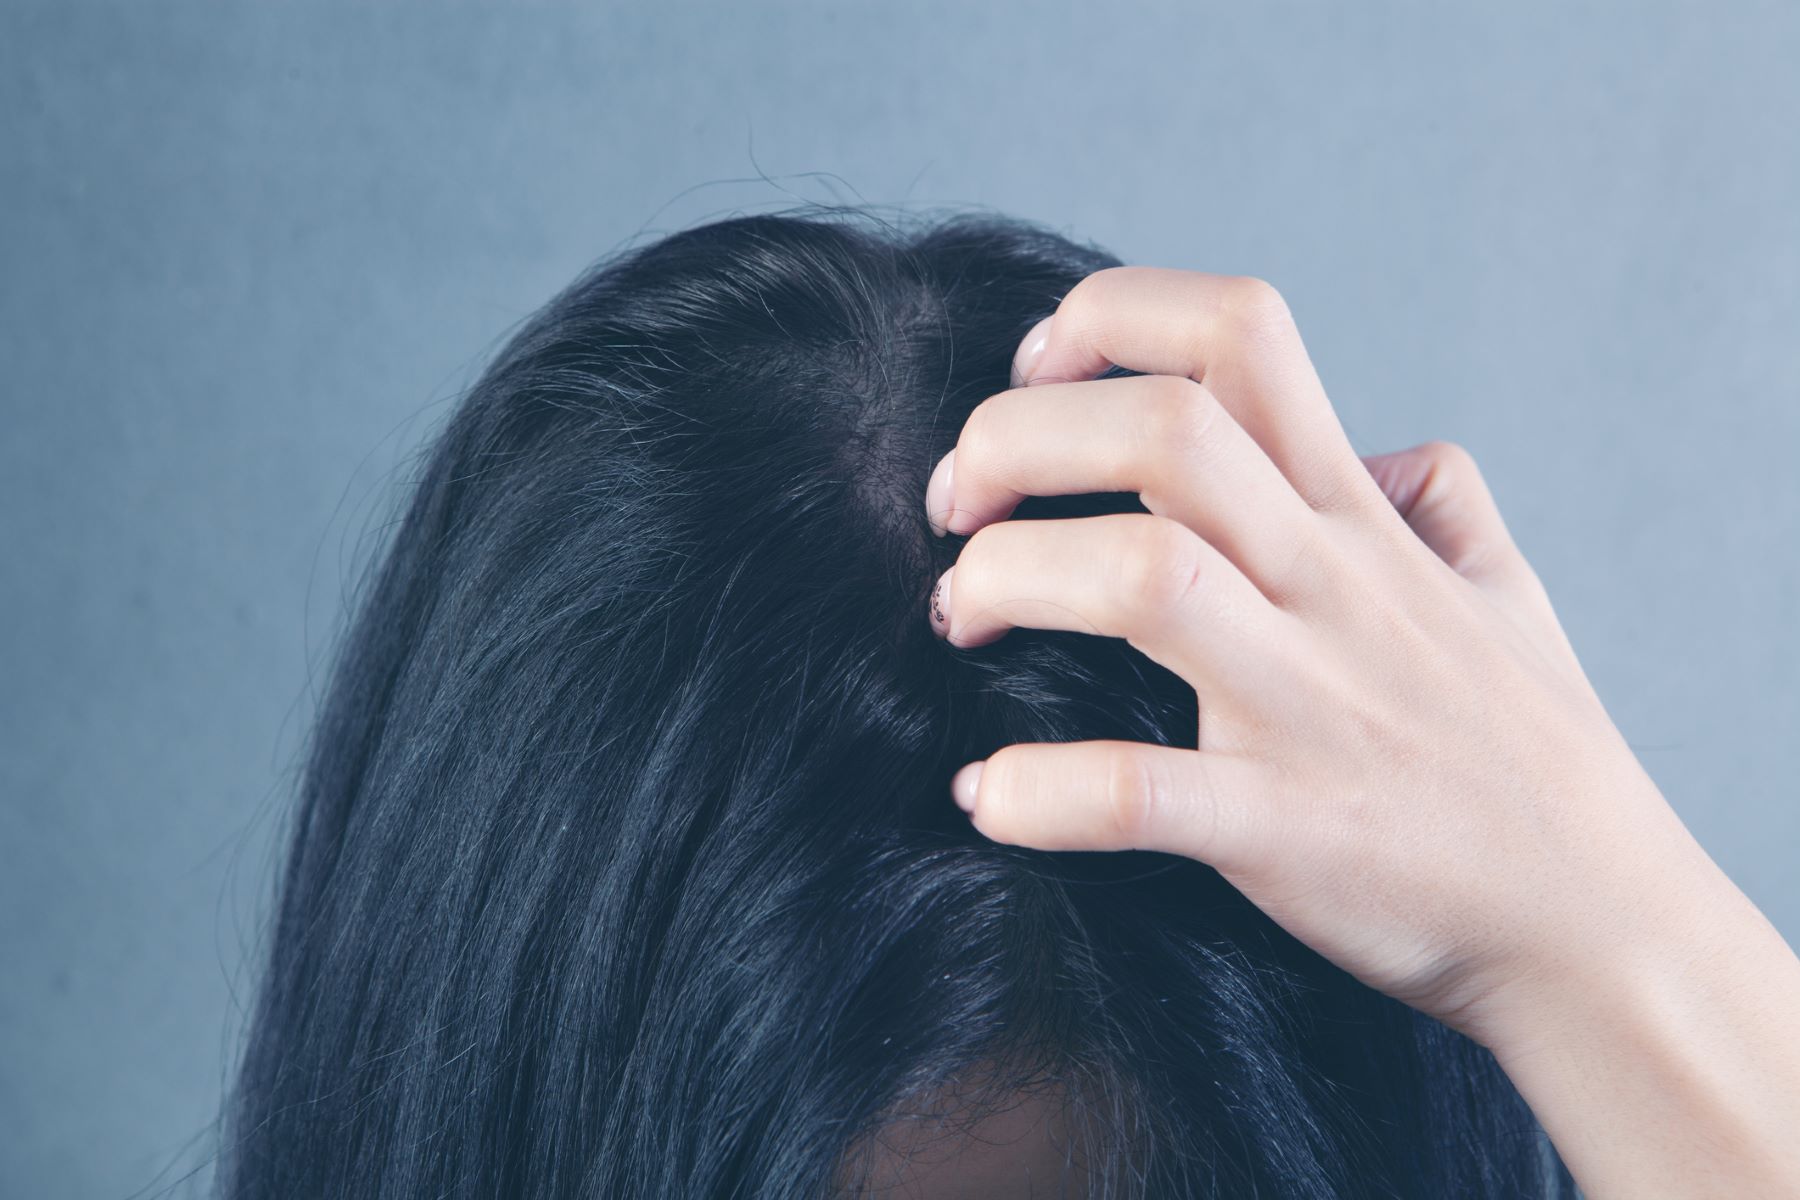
[1012,266,1382,514]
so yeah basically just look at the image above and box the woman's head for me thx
[222,208,1568,1197]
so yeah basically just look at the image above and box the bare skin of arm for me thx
[922,266,1800,1198]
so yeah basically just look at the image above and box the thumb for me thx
[1360,440,1532,593]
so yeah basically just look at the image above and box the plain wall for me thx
[3,2,1796,1195]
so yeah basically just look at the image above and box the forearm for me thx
[1483,829,1800,1198]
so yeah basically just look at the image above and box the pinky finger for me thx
[952,739,1277,873]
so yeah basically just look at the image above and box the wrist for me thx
[1470,767,1757,1053]
[1469,812,1800,1196]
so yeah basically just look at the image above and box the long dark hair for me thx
[220,207,1572,1197]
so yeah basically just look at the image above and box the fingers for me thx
[1359,441,1544,601]
[1012,266,1387,515]
[952,739,1277,871]
[927,373,1328,608]
[929,512,1290,691]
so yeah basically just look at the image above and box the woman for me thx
[220,208,1800,1197]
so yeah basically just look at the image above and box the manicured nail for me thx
[1009,315,1054,388]
[951,760,985,813]
[924,450,955,537]
[928,566,953,638]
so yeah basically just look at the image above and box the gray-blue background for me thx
[4,3,1796,1195]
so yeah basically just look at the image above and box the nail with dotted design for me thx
[929,566,953,638]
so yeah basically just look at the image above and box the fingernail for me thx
[924,450,955,538]
[951,760,985,813]
[1009,315,1054,388]
[928,565,953,638]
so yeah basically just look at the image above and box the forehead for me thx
[834,1078,1092,1199]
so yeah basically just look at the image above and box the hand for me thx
[923,267,1800,1197]
[924,265,1690,1038]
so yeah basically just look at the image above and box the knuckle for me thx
[1119,518,1206,620]
[1102,747,1163,846]
[1071,263,1137,300]
[956,397,1007,477]
[981,745,1028,815]
[1222,275,1295,341]
[1057,266,1122,325]
[1421,439,1479,485]
[955,522,1005,598]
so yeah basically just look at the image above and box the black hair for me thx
[219,207,1574,1197]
